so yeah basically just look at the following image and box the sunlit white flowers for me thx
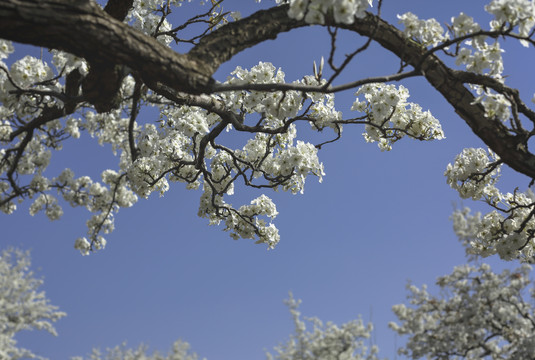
[391,262,535,359]
[0,0,532,259]
[0,248,66,359]
[352,83,444,151]
[486,0,535,46]
[267,293,379,360]
[397,12,447,47]
[446,148,535,262]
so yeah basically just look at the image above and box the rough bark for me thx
[188,5,305,74]
[0,0,213,94]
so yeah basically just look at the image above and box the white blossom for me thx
[486,0,535,46]
[397,12,447,47]
[267,293,379,360]
[0,248,66,359]
[391,262,535,359]
[353,83,444,150]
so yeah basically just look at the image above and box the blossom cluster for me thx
[397,11,506,78]
[455,40,505,77]
[444,147,501,200]
[397,12,448,47]
[1,0,534,257]
[220,61,328,195]
[0,39,13,62]
[390,262,535,359]
[0,48,141,254]
[51,50,89,77]
[198,192,281,248]
[446,148,535,261]
[0,248,66,359]
[285,0,373,25]
[1,55,59,119]
[267,293,379,360]
[0,42,444,253]
[486,0,535,46]
[127,0,186,45]
[352,83,444,151]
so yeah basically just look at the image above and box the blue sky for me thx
[3,0,534,359]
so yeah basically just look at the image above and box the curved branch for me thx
[334,13,535,179]
[0,0,214,94]
[3,1,535,180]
[188,5,306,73]
[193,5,535,179]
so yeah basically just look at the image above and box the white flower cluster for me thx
[446,148,535,261]
[7,56,52,89]
[390,262,535,359]
[96,62,328,248]
[128,0,186,45]
[267,293,379,360]
[3,0,534,256]
[126,121,194,198]
[455,40,505,77]
[397,10,506,80]
[397,12,447,47]
[224,62,302,119]
[51,50,88,76]
[472,89,511,121]
[29,193,63,220]
[352,83,444,151]
[0,56,140,255]
[198,192,280,248]
[444,147,501,200]
[0,39,14,62]
[450,12,482,37]
[486,0,535,47]
[221,62,328,194]
[0,248,66,359]
[1,55,59,119]
[285,0,373,25]
[452,197,535,262]
[51,168,138,255]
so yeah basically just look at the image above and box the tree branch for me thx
[333,13,535,179]
[3,1,535,180]
[0,0,214,94]
[188,5,305,73]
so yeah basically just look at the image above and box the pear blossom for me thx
[391,262,535,359]
[0,248,66,359]
[0,0,533,259]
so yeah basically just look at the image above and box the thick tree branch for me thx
[2,1,535,180]
[334,14,535,179]
[188,5,305,73]
[199,6,535,179]
[0,0,214,94]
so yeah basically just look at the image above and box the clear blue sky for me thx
[3,1,533,359]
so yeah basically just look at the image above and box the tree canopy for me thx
[2,0,535,261]
[3,247,535,359]
[3,0,535,358]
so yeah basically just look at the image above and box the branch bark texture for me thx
[0,0,213,94]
